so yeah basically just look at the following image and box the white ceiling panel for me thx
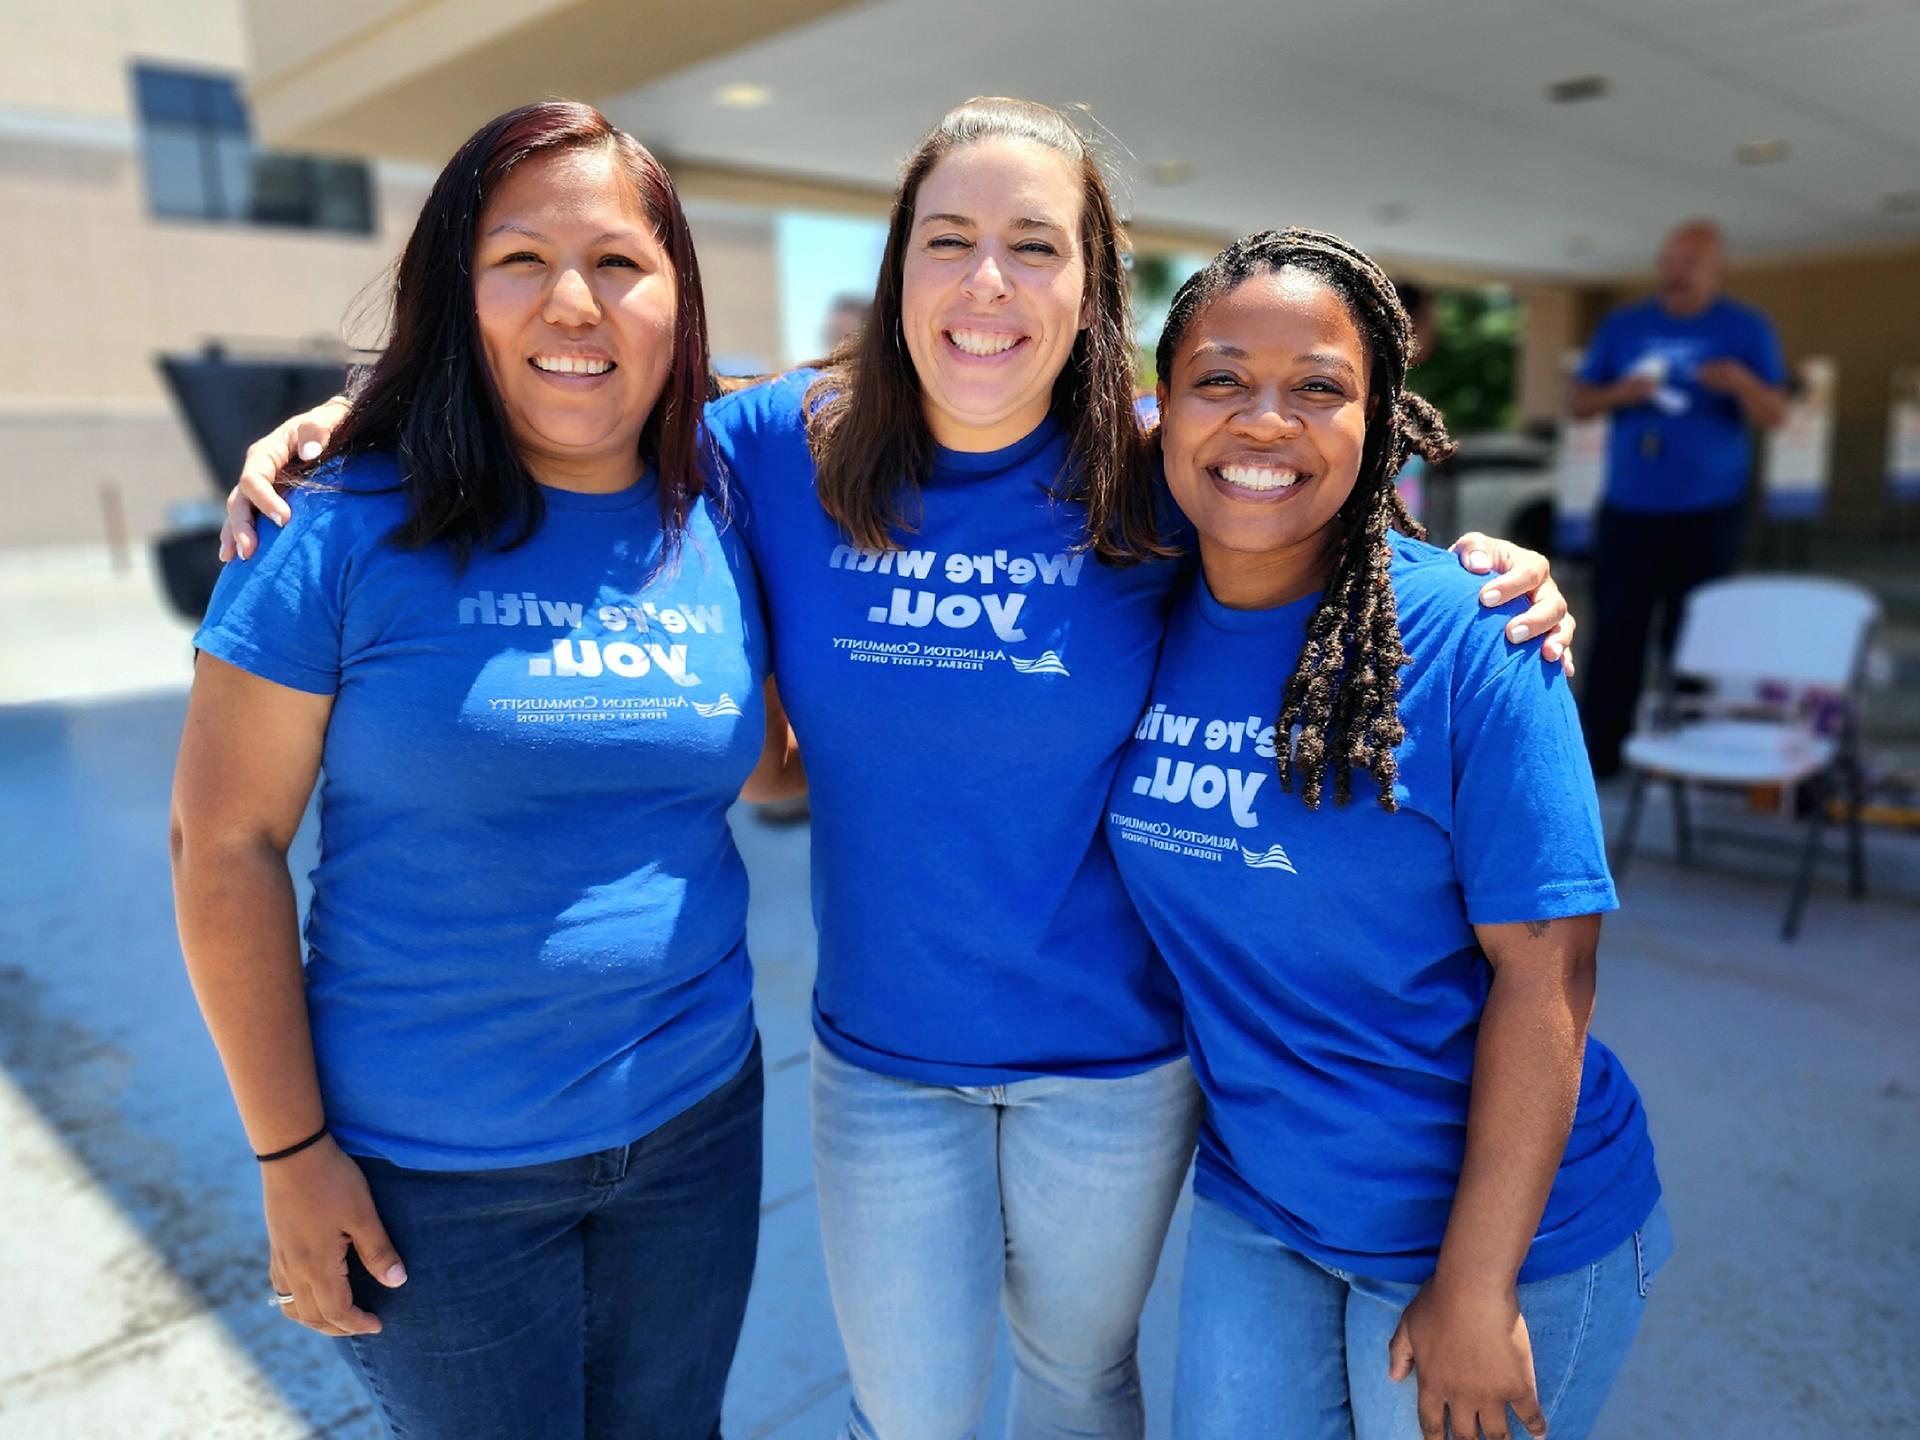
[603,0,1920,276]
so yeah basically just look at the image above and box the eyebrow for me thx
[1297,350,1360,379]
[917,212,1069,233]
[1190,342,1361,379]
[483,224,643,246]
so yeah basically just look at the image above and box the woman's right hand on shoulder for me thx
[262,1134,407,1336]
[220,395,353,561]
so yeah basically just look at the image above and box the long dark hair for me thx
[804,97,1169,566]
[316,101,711,562]
[1155,229,1455,811]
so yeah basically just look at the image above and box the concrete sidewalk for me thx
[2,556,1915,1436]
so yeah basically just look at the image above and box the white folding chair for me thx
[1611,575,1881,939]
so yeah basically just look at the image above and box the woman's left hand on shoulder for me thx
[1451,532,1576,679]
[1389,1275,1548,1440]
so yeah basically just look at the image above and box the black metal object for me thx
[159,348,349,497]
[1784,773,1831,939]
[154,528,225,627]
[151,346,350,621]
[1670,777,1694,863]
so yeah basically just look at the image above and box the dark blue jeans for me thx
[338,1038,763,1439]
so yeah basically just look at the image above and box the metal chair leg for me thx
[1783,776,1829,941]
[1669,778,1694,864]
[1844,760,1868,899]
[1613,770,1649,879]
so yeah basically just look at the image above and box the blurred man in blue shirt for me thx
[1569,220,1788,776]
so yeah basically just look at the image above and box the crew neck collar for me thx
[1191,566,1323,633]
[535,467,656,512]
[1653,295,1725,323]
[929,413,1065,482]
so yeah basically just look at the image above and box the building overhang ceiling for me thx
[248,0,1920,278]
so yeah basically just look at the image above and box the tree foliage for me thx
[1412,288,1518,435]
[1128,254,1520,434]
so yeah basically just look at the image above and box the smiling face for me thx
[472,144,677,490]
[900,137,1089,451]
[1157,267,1374,605]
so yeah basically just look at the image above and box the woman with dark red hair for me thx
[170,102,797,1437]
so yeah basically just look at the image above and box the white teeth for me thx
[532,356,612,376]
[947,329,1022,357]
[1219,465,1303,491]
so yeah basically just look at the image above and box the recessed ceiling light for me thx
[1737,138,1791,165]
[1546,75,1611,104]
[1879,190,1920,216]
[1148,160,1192,186]
[713,83,774,110]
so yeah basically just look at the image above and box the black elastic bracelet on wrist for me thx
[255,1125,329,1164]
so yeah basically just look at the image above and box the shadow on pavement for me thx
[0,691,378,1434]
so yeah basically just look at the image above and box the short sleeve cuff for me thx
[1465,878,1619,928]
[193,627,338,696]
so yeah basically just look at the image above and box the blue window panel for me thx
[134,66,206,126]
[134,64,249,134]
[142,125,213,219]
[204,78,250,136]
[212,134,253,219]
[131,60,373,234]
[249,151,316,227]
[312,158,374,234]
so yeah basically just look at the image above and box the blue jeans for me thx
[1174,1193,1674,1440]
[337,1039,764,1440]
[810,1040,1203,1440]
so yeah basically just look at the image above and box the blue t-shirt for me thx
[1107,534,1659,1282]
[1577,296,1786,513]
[195,454,766,1170]
[705,372,1185,1083]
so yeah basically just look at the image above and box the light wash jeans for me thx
[810,1039,1203,1440]
[1174,1192,1674,1440]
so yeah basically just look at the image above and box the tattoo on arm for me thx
[1524,919,1553,939]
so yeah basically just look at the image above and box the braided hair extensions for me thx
[1155,229,1457,811]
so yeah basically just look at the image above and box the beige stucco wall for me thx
[0,1,785,551]
[685,209,782,375]
[1514,281,1584,432]
[0,0,248,122]
[0,136,429,547]
[0,1,430,548]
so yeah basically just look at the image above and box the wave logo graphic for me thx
[691,694,743,719]
[1009,650,1071,678]
[1240,843,1298,875]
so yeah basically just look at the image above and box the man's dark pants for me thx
[1580,500,1746,778]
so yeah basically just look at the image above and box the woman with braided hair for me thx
[1109,229,1667,1440]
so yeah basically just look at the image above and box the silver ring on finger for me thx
[270,1291,296,1307]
